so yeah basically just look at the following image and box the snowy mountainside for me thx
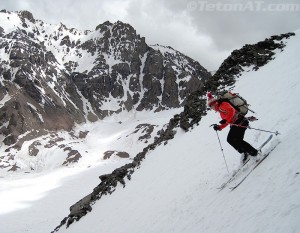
[0,10,210,172]
[0,28,299,233]
[0,109,182,174]
[50,29,300,233]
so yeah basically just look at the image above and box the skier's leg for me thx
[241,141,258,156]
[239,119,258,156]
[227,125,246,153]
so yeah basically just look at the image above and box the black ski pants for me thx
[227,117,258,156]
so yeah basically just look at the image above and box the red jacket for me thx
[215,101,239,130]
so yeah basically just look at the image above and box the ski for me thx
[217,159,250,191]
[258,134,273,151]
[229,141,279,191]
[217,134,274,191]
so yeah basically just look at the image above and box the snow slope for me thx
[1,30,300,233]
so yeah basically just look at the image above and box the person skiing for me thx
[207,92,258,163]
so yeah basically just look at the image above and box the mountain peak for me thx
[0,9,210,171]
[95,20,113,31]
[113,20,135,31]
[18,10,35,23]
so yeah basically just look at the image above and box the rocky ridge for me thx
[180,31,296,131]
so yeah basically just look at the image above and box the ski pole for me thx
[210,124,229,173]
[230,123,280,136]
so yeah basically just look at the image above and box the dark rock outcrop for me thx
[103,151,130,159]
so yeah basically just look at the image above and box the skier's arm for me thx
[219,102,236,130]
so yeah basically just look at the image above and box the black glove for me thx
[213,124,221,131]
[219,119,227,125]
[247,116,258,122]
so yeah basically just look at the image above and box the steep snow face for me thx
[49,30,300,233]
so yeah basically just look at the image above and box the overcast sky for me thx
[1,0,300,71]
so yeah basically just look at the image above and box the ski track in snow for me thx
[1,31,300,233]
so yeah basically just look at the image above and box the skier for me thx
[207,92,258,163]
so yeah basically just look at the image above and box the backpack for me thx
[218,92,250,115]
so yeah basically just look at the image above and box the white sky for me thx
[1,0,300,71]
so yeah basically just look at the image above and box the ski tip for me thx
[229,186,237,191]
